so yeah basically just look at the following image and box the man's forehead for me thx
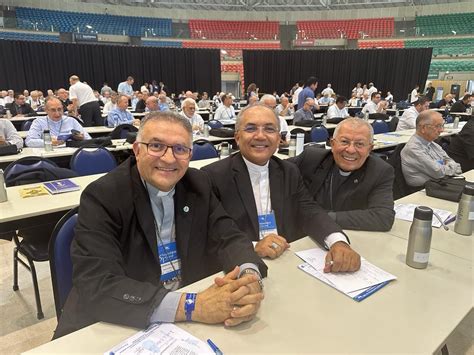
[337,124,370,139]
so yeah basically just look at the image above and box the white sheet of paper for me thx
[394,203,454,228]
[295,248,396,294]
[104,323,214,355]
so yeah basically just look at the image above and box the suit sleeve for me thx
[72,184,169,329]
[333,164,395,231]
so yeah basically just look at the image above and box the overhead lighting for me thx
[86,25,92,29]
[451,30,456,35]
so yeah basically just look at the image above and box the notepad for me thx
[295,248,396,301]
[19,185,49,198]
[394,203,455,228]
[105,323,214,355]
[43,179,80,194]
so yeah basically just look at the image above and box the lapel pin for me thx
[354,179,359,184]
[183,206,190,213]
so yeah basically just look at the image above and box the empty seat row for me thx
[182,41,280,50]
[405,37,474,56]
[415,12,474,36]
[142,40,182,48]
[429,60,474,76]
[358,40,404,49]
[189,19,279,40]
[0,31,59,42]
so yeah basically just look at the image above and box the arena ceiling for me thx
[80,0,461,11]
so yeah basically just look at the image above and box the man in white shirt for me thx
[69,75,102,127]
[396,97,430,131]
[0,119,23,149]
[292,80,304,110]
[327,96,350,120]
[367,83,378,97]
[213,93,236,121]
[260,94,289,142]
[361,92,386,115]
[117,76,134,100]
[321,84,334,97]
[352,83,363,98]
[181,98,204,133]
[410,85,419,103]
[275,96,294,117]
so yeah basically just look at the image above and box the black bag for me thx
[294,120,316,127]
[210,127,235,138]
[0,144,21,156]
[66,137,112,148]
[425,177,468,202]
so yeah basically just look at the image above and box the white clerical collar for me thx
[338,169,352,177]
[242,156,269,174]
[145,181,175,198]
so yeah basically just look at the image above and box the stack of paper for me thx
[394,203,455,228]
[105,323,214,355]
[43,179,80,195]
[295,248,396,302]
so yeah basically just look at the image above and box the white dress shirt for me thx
[396,106,419,131]
[327,105,349,119]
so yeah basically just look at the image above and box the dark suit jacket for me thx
[448,117,474,172]
[290,148,395,231]
[9,102,36,117]
[202,153,344,246]
[55,158,266,337]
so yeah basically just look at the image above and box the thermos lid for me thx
[463,184,474,196]
[414,206,433,221]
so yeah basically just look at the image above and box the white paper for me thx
[295,248,396,294]
[105,323,214,355]
[394,203,455,228]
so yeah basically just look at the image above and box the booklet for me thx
[105,323,214,355]
[394,203,455,228]
[43,179,80,195]
[19,185,49,198]
[295,248,396,301]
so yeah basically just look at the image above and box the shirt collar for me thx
[145,181,175,199]
[242,156,269,175]
[47,116,65,124]
[415,134,431,146]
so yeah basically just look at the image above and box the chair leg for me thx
[27,258,44,320]
[13,247,19,291]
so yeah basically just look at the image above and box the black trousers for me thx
[79,101,102,127]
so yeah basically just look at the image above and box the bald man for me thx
[69,75,102,126]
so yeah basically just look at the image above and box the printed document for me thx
[394,203,454,228]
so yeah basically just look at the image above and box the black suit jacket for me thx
[290,148,395,231]
[9,102,36,117]
[55,158,266,337]
[448,117,474,172]
[202,153,344,246]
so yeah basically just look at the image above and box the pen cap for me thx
[413,206,433,221]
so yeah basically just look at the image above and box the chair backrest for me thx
[49,207,78,320]
[70,146,117,176]
[21,119,34,131]
[386,143,420,199]
[387,116,399,132]
[207,120,223,129]
[4,157,77,187]
[109,124,138,139]
[310,126,329,143]
[190,139,219,161]
[372,120,389,134]
[369,113,390,121]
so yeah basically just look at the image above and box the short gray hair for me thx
[235,102,280,131]
[333,117,374,143]
[137,111,192,145]
[416,110,440,129]
[260,94,276,105]
[182,97,196,107]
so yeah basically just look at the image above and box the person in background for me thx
[410,85,419,103]
[424,82,435,102]
[8,92,36,117]
[361,92,386,115]
[181,98,204,133]
[447,115,474,172]
[0,118,23,149]
[293,98,315,123]
[298,76,320,112]
[326,96,350,120]
[436,93,454,109]
[100,82,112,96]
[385,91,393,105]
[450,94,472,113]
[396,96,430,131]
[107,95,140,128]
[145,96,160,113]
[275,96,294,117]
[198,92,211,110]
[292,80,304,110]
[103,91,118,115]
[69,75,102,127]
[213,93,236,121]
[348,93,360,107]
[117,76,134,101]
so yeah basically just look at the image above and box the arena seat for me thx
[189,20,279,40]
[182,41,280,50]
[415,13,474,36]
[0,31,59,42]
[405,37,474,57]
[428,60,474,77]
[358,40,404,49]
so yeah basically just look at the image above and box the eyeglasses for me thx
[425,123,444,129]
[333,138,371,149]
[137,142,192,160]
[47,108,64,113]
[241,124,279,135]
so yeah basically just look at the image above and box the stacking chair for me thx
[49,207,78,320]
[69,146,117,176]
[4,157,77,319]
[109,124,138,139]
[310,125,329,143]
[21,119,34,131]
[372,120,389,134]
[190,139,219,161]
[207,120,223,129]
[386,143,421,199]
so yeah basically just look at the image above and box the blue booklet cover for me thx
[43,179,80,194]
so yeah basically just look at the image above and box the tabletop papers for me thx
[394,203,455,228]
[105,323,214,355]
[295,248,396,301]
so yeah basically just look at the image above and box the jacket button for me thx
[136,297,142,302]
[123,294,130,300]
[130,295,136,302]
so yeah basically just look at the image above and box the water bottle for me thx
[467,107,472,115]
[396,108,399,117]
[322,114,327,126]
[220,142,230,159]
[364,111,369,121]
[0,169,7,203]
[6,109,11,119]
[43,129,53,152]
[406,206,433,269]
[453,116,460,129]
[288,134,296,158]
[296,132,304,156]
[454,185,474,236]
[203,124,210,138]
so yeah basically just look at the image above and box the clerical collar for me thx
[242,156,269,174]
[338,169,352,177]
[144,181,175,198]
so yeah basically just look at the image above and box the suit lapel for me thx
[269,159,284,234]
[174,179,196,260]
[232,154,259,237]
[309,153,334,196]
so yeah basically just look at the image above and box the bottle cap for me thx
[462,184,474,196]
[414,206,433,221]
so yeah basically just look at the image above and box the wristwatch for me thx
[240,268,264,291]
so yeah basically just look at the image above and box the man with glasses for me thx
[401,110,461,187]
[293,97,316,123]
[25,97,90,147]
[396,96,430,131]
[181,98,204,133]
[106,95,140,128]
[8,92,36,117]
[361,92,386,115]
[54,111,266,338]
[291,118,395,232]
[213,93,236,122]
[203,104,360,271]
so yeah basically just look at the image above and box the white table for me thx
[23,234,473,354]
[17,126,115,139]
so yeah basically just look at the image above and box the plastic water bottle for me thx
[364,111,369,121]
[453,116,460,129]
[203,124,210,138]
[296,133,304,155]
[395,108,399,117]
[406,206,433,269]
[322,115,327,126]
[6,109,11,119]
[43,129,53,152]
[454,185,474,236]
[0,169,7,203]
[220,142,230,159]
[288,134,296,158]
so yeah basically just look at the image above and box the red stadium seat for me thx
[189,19,279,40]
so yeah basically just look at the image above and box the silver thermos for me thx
[453,116,460,129]
[454,185,474,236]
[0,169,8,203]
[288,134,296,158]
[406,206,433,269]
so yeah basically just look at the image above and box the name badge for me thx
[258,211,278,240]
[158,241,181,283]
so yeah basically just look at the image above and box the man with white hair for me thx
[275,96,294,117]
[145,96,159,112]
[181,98,204,133]
[260,94,289,139]
[321,84,334,97]
[291,117,395,231]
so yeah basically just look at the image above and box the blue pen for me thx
[353,281,390,302]
[207,339,223,355]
